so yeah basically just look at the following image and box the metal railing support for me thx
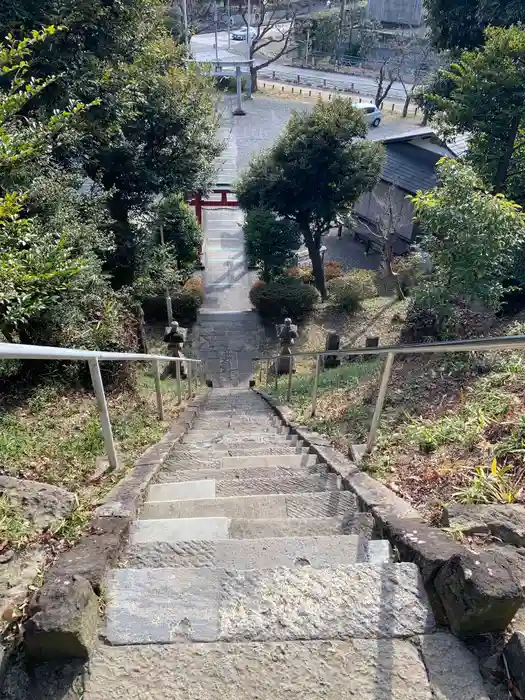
[188,361,193,399]
[175,359,182,405]
[88,358,118,470]
[152,360,164,421]
[366,352,395,454]
[286,355,293,402]
[259,362,263,383]
[274,362,278,392]
[265,359,270,388]
[311,355,322,416]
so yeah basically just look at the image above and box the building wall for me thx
[354,180,415,242]
[367,0,423,26]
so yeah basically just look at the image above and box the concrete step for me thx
[130,512,375,544]
[103,563,435,645]
[122,535,390,569]
[140,491,357,521]
[181,431,302,450]
[156,463,327,483]
[166,446,309,461]
[147,474,340,501]
[79,635,481,700]
[164,453,317,471]
[186,425,288,436]
[192,417,279,429]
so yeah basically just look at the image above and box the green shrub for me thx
[183,277,205,304]
[327,278,362,314]
[250,277,319,321]
[172,291,202,325]
[341,269,378,299]
[401,287,496,343]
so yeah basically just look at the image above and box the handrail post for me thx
[311,354,321,416]
[274,361,278,392]
[188,361,193,399]
[286,354,293,402]
[366,352,395,454]
[88,359,118,470]
[153,360,164,421]
[265,359,270,388]
[175,359,182,405]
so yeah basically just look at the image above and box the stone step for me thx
[182,434,298,447]
[186,424,288,436]
[147,474,340,501]
[78,635,482,700]
[166,445,309,460]
[103,563,435,645]
[130,512,375,544]
[140,491,357,521]
[192,417,279,429]
[123,535,391,569]
[162,453,319,472]
[156,463,327,483]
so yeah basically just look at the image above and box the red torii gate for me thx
[187,187,238,227]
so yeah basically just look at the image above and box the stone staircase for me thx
[83,387,489,698]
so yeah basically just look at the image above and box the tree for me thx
[243,207,301,281]
[422,26,525,199]
[411,158,525,310]
[237,98,384,298]
[423,0,525,52]
[239,0,298,92]
[155,193,203,269]
[62,36,220,287]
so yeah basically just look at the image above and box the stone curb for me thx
[21,390,210,663]
[253,387,524,637]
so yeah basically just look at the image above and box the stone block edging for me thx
[253,388,524,638]
[21,390,209,663]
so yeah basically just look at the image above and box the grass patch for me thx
[0,494,38,550]
[0,354,201,549]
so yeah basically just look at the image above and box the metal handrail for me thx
[255,333,525,457]
[0,342,204,470]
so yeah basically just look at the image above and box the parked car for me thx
[352,103,382,127]
[231,26,257,41]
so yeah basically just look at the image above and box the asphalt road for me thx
[190,31,413,103]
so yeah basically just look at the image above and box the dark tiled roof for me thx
[381,142,441,193]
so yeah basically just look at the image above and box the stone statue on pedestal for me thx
[162,321,188,379]
[275,318,298,375]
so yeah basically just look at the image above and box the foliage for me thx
[323,261,345,281]
[327,278,362,314]
[411,159,525,310]
[453,458,522,504]
[391,253,425,295]
[402,289,497,343]
[237,98,383,297]
[422,27,525,200]
[249,277,319,321]
[172,290,203,325]
[340,269,378,299]
[423,0,525,51]
[243,208,301,281]
[183,277,205,304]
[155,194,203,269]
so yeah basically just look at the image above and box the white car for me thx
[231,26,257,41]
[352,103,382,128]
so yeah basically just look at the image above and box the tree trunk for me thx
[135,304,149,354]
[301,226,327,299]
[107,193,136,289]
[493,112,522,193]
[250,66,258,93]
[402,95,411,118]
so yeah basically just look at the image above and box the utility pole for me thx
[182,0,189,54]
[227,0,231,48]
[214,0,219,61]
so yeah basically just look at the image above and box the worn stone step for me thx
[164,453,317,471]
[186,424,288,435]
[156,463,327,483]
[140,491,357,521]
[130,512,375,544]
[182,433,297,446]
[192,417,279,429]
[166,445,309,460]
[122,534,390,569]
[75,634,489,700]
[104,563,435,645]
[147,475,340,501]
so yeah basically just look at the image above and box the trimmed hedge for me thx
[250,277,319,321]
